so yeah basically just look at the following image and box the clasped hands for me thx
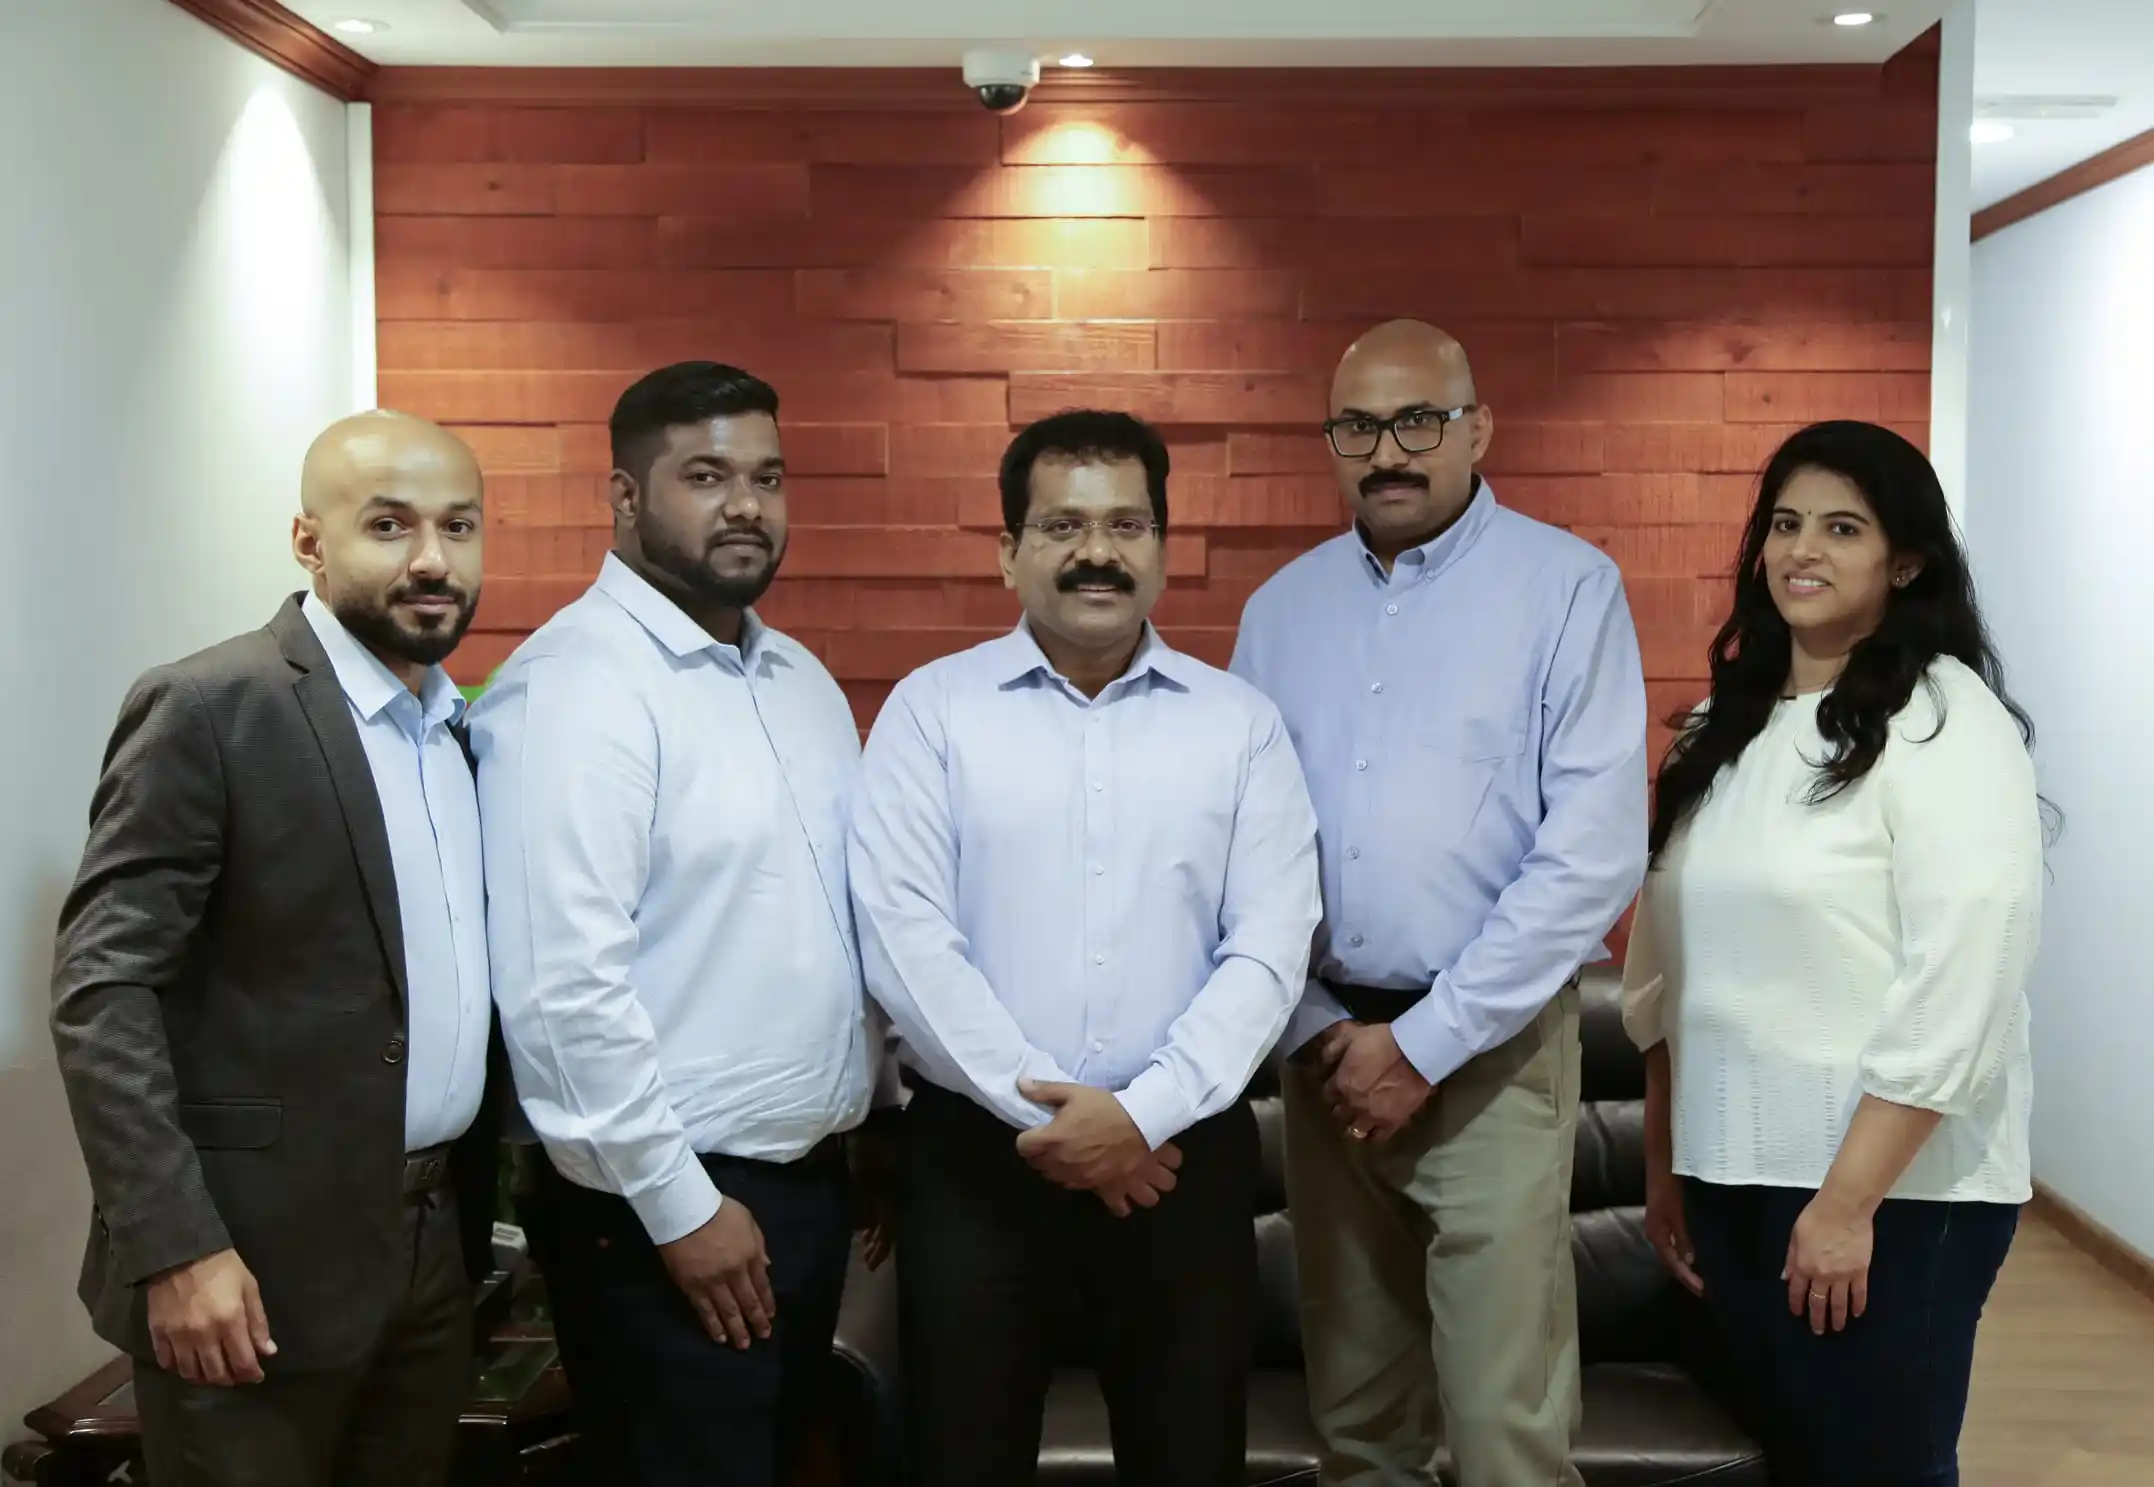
[1015,1079,1182,1217]
[1299,1019,1434,1144]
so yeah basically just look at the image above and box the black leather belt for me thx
[1322,980,1428,1026]
[1323,971,1583,1028]
[797,1132,848,1167]
[695,1132,848,1172]
[401,1143,453,1199]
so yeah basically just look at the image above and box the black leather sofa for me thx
[828,965,1768,1485]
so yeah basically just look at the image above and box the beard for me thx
[639,511,783,610]
[334,580,477,669]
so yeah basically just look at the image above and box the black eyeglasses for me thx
[1322,404,1478,459]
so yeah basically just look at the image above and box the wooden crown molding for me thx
[164,0,376,103]
[365,62,1888,111]
[1974,125,2154,241]
[2029,1182,2154,1310]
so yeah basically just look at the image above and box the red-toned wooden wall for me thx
[372,44,1938,769]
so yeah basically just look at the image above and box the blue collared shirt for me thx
[468,554,876,1246]
[847,622,1323,1148]
[1230,480,1649,1086]
[300,592,490,1152]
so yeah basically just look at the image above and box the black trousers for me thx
[520,1148,852,1487]
[133,1186,472,1487]
[898,1080,1259,1487]
[1682,1178,2019,1487]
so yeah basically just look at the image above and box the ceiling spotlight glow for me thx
[1832,11,1877,25]
[332,18,383,35]
[1970,120,2017,144]
[1059,53,1095,68]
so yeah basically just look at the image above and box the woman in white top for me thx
[1621,420,2043,1487]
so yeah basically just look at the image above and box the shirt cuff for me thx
[627,1155,724,1246]
[1390,982,1476,1087]
[1115,1068,1196,1152]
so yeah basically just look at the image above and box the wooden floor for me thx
[1964,1211,2154,1485]
[687,1209,2154,1487]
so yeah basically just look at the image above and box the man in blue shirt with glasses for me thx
[1231,320,1650,1487]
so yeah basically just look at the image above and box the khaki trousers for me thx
[1282,981,1585,1487]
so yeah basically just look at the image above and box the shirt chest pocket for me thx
[1413,714,1527,845]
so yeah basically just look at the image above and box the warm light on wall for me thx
[1059,53,1095,68]
[214,88,344,407]
[1019,119,1135,166]
[1970,120,2016,144]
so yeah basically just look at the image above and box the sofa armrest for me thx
[830,1242,904,1486]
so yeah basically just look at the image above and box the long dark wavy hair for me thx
[1648,420,2036,862]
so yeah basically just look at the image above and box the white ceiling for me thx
[1971,0,2154,208]
[289,0,1947,68]
[289,0,2154,210]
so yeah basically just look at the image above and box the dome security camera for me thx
[962,49,1041,114]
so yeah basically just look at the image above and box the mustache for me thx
[392,579,470,606]
[708,525,773,553]
[1360,470,1429,497]
[1057,562,1136,594]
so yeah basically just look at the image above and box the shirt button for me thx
[1092,864,1105,876]
[1347,846,1361,860]
[1385,603,1400,616]
[1094,954,1106,965]
[1091,781,1104,792]
[382,1037,407,1065]
[1355,759,1368,772]
[1349,934,1365,948]
[1093,1041,1106,1053]
[1370,682,1383,694]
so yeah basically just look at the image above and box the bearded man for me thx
[469,362,892,1487]
[52,410,501,1487]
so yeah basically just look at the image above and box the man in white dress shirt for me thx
[470,362,889,1487]
[848,409,1324,1487]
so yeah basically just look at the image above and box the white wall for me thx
[1930,0,1977,519]
[1968,164,2154,1257]
[0,0,355,1439]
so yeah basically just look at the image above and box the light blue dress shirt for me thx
[1230,480,1650,1087]
[469,554,877,1246]
[300,592,490,1153]
[847,622,1323,1149]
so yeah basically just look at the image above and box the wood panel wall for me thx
[371,40,1939,765]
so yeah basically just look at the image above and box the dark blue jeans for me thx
[1682,1179,2018,1487]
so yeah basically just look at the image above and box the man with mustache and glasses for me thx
[469,362,893,1487]
[51,411,503,1487]
[1230,321,1650,1487]
[848,409,1323,1487]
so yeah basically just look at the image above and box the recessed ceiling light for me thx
[1059,53,1095,68]
[1970,120,2017,144]
[332,18,384,35]
[1832,11,1877,25]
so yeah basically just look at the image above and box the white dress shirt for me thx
[847,622,1323,1148]
[300,592,490,1153]
[1621,658,2041,1204]
[469,554,876,1245]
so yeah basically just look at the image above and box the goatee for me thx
[335,587,475,669]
